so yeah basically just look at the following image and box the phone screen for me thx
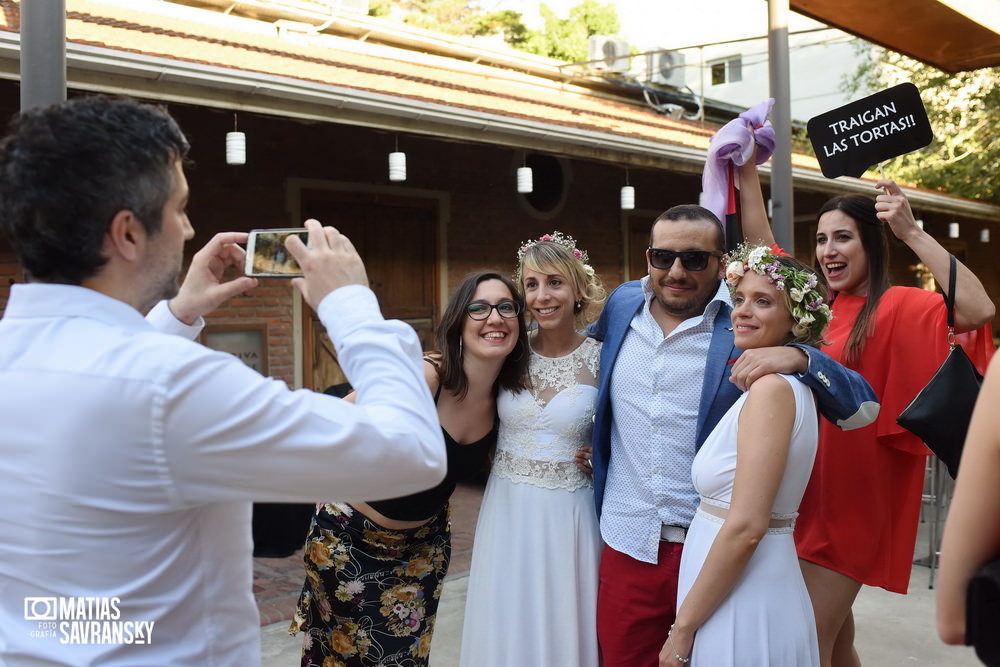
[245,229,308,277]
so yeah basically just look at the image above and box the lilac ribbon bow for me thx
[701,98,776,225]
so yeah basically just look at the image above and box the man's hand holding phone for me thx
[286,219,368,311]
[169,232,258,324]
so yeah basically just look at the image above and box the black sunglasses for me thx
[647,248,722,272]
[466,300,520,320]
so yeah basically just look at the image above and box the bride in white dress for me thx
[459,232,606,667]
[662,245,833,667]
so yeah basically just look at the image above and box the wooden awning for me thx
[791,0,1000,73]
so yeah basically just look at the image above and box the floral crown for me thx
[725,243,832,341]
[514,231,595,281]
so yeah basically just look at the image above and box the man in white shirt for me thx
[589,205,878,667]
[0,95,446,666]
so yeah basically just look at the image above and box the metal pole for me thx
[20,0,67,110]
[767,0,793,249]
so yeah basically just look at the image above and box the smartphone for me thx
[245,228,308,277]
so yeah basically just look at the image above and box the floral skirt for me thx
[289,501,451,667]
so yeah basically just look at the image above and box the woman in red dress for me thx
[738,160,995,667]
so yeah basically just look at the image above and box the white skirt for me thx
[458,473,602,667]
[677,508,820,667]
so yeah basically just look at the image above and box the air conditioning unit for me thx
[588,36,631,73]
[646,50,686,87]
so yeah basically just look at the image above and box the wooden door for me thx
[628,215,651,283]
[299,190,438,392]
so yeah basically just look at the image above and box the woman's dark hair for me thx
[0,95,190,284]
[434,271,529,399]
[816,193,891,366]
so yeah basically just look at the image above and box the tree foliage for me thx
[528,1,620,62]
[374,0,621,62]
[384,0,484,36]
[470,9,532,49]
[847,45,1000,203]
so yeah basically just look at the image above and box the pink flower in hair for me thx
[514,230,593,282]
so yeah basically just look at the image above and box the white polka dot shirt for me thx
[599,277,731,564]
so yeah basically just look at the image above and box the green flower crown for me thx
[725,243,832,340]
[515,231,594,282]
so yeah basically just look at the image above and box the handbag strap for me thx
[945,253,957,349]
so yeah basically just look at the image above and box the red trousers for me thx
[596,541,683,667]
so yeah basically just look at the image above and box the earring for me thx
[459,338,463,359]
[574,300,583,314]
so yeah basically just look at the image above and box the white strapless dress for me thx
[676,374,820,667]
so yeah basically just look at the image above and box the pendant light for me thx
[226,113,246,165]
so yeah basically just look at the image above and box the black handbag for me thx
[967,556,1000,666]
[896,255,983,479]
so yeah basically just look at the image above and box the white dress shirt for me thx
[0,283,445,666]
[600,278,730,564]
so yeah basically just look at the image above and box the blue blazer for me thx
[589,280,878,517]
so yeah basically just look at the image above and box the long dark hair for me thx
[816,194,890,366]
[435,271,529,399]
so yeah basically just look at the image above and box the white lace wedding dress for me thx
[458,336,602,667]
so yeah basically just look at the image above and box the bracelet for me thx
[667,626,690,664]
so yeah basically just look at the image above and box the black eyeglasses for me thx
[647,248,722,272]
[466,300,520,320]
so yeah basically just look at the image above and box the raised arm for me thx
[662,375,796,666]
[161,221,445,504]
[875,179,995,332]
[936,356,1000,644]
[737,149,776,247]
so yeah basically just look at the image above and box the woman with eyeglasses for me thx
[662,244,829,667]
[290,270,529,667]
[459,232,607,667]
[737,156,994,667]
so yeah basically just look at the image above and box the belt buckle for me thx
[660,524,686,544]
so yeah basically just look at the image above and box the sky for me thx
[479,0,830,51]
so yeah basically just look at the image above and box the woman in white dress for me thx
[662,244,832,667]
[459,231,606,667]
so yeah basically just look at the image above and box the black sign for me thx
[807,83,934,179]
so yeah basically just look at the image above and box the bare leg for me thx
[800,559,863,667]
[831,609,862,667]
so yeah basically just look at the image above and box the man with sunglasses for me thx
[588,204,878,667]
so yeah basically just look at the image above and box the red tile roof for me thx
[5,0,720,157]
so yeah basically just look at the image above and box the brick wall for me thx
[200,279,298,386]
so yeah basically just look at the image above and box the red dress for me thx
[795,287,994,593]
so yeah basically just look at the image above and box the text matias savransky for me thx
[24,596,155,645]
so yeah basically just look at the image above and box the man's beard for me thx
[138,264,181,314]
[653,278,718,320]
